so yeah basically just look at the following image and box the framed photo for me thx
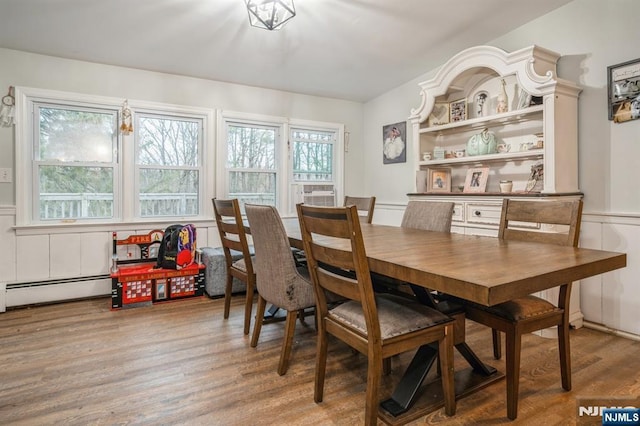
[382,121,407,164]
[463,167,489,193]
[607,58,640,122]
[427,102,450,127]
[427,168,451,193]
[449,99,467,122]
[155,279,168,300]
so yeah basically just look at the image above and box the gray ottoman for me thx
[201,247,248,297]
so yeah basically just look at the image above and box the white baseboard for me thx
[4,278,111,310]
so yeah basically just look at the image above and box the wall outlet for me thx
[0,168,12,183]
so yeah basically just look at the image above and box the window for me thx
[16,87,213,226]
[291,128,334,182]
[34,102,118,221]
[135,113,202,217]
[225,122,278,207]
[218,111,343,214]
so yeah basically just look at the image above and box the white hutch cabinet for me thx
[408,45,584,326]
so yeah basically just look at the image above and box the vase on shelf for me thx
[497,79,508,113]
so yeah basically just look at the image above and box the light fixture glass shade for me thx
[245,0,296,31]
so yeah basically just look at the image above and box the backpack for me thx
[155,224,197,270]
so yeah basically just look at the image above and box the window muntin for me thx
[34,103,118,221]
[226,123,277,207]
[136,113,202,217]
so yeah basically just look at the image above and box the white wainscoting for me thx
[0,204,217,312]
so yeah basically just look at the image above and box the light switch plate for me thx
[0,168,12,183]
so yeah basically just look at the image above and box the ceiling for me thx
[0,0,573,102]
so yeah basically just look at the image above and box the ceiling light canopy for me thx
[245,0,296,31]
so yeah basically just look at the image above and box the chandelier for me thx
[245,0,296,31]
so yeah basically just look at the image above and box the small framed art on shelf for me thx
[427,102,450,127]
[449,99,467,122]
[427,168,451,193]
[463,167,489,193]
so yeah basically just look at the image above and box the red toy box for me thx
[110,230,205,310]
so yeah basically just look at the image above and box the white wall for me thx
[362,0,640,336]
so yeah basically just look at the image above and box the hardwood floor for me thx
[0,295,638,425]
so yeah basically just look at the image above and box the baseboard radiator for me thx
[1,275,111,312]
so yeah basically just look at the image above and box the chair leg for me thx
[364,350,382,426]
[505,329,522,420]
[439,323,456,416]
[383,358,391,375]
[314,320,328,403]
[492,329,502,359]
[250,296,267,348]
[243,282,254,335]
[278,311,299,376]
[223,272,233,319]
[558,321,572,391]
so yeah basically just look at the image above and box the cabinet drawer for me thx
[466,203,502,226]
[452,203,464,222]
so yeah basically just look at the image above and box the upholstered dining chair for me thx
[344,195,376,224]
[297,204,455,425]
[401,200,454,232]
[461,198,583,420]
[374,200,455,300]
[212,198,256,336]
[244,204,316,376]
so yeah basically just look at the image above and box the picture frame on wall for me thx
[463,167,489,193]
[382,121,407,164]
[607,57,640,123]
[427,168,451,193]
[449,98,467,122]
[427,102,450,127]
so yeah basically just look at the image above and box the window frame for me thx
[15,87,214,228]
[217,111,344,215]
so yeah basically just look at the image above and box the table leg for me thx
[379,284,498,417]
[379,344,438,416]
[456,342,497,376]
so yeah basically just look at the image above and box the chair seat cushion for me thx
[329,294,452,339]
[232,256,254,273]
[474,295,560,321]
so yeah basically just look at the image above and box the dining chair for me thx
[401,200,453,232]
[344,195,376,224]
[374,200,454,300]
[244,204,317,376]
[461,198,583,420]
[297,204,455,425]
[212,198,256,335]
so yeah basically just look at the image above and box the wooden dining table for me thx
[279,218,627,424]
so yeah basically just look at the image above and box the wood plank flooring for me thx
[0,295,638,425]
